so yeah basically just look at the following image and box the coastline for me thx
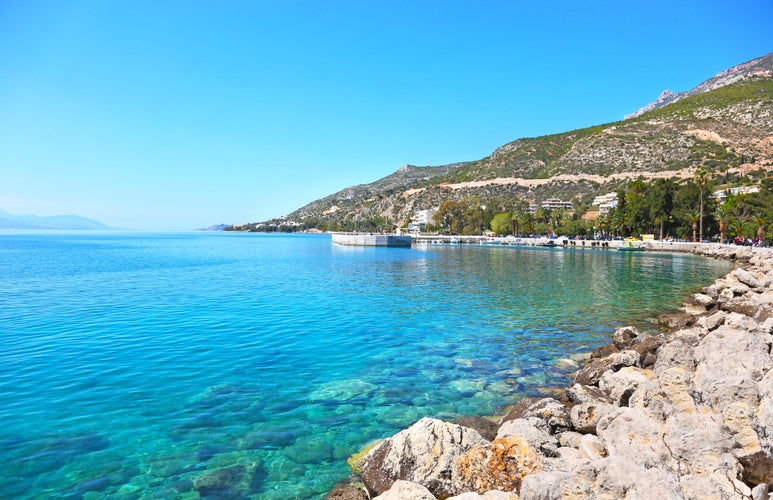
[330,243,773,500]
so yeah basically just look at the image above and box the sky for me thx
[1,1,772,230]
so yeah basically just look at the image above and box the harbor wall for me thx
[331,233,412,247]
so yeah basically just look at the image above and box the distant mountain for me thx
[625,51,773,119]
[233,51,773,232]
[196,224,230,231]
[0,210,110,230]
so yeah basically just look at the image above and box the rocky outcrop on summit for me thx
[344,245,773,500]
[625,50,773,119]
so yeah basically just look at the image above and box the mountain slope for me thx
[238,55,773,232]
[625,50,773,119]
[0,210,110,230]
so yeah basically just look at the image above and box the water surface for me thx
[0,232,731,498]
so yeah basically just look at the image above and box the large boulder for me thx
[360,417,489,498]
[496,417,559,456]
[499,398,570,433]
[454,435,542,494]
[595,408,671,469]
[518,471,575,500]
[569,400,617,434]
[585,457,682,499]
[692,326,771,409]
[372,480,435,500]
[574,350,640,386]
[597,367,653,406]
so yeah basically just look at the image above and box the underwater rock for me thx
[308,379,377,403]
[193,465,246,498]
[285,435,334,464]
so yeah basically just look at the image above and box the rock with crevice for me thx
[454,435,542,494]
[360,417,489,498]
[573,350,640,386]
[499,397,570,433]
[569,400,618,434]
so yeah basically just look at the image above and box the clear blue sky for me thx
[1,1,771,230]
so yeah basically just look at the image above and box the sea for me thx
[0,231,732,499]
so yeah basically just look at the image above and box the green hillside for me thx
[233,77,773,232]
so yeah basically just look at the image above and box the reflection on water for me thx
[0,233,730,498]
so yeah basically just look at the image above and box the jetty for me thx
[331,232,412,247]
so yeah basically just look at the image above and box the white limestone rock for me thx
[373,480,435,500]
[360,417,489,498]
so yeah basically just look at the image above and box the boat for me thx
[618,238,645,252]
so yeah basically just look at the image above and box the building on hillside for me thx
[408,208,438,233]
[527,198,574,213]
[592,192,617,206]
[592,192,619,215]
[713,185,760,202]
[541,198,574,210]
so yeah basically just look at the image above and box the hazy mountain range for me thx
[0,210,110,230]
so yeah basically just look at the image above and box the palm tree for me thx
[596,214,609,238]
[511,210,523,236]
[551,208,567,233]
[715,206,728,243]
[730,220,746,242]
[694,168,711,242]
[522,213,535,235]
[688,211,700,242]
[754,215,766,243]
[534,206,550,226]
[610,210,629,237]
[653,215,666,240]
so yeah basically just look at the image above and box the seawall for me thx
[330,244,773,500]
[332,233,412,247]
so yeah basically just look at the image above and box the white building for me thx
[541,198,574,210]
[592,192,618,215]
[713,185,760,202]
[592,192,618,206]
[413,209,438,225]
[409,208,438,233]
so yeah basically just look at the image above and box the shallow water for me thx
[0,232,730,498]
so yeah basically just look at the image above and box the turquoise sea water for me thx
[0,232,731,499]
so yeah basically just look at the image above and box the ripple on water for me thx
[0,233,731,498]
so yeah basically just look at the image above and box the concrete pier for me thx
[332,233,412,247]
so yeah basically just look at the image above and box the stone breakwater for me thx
[329,245,773,500]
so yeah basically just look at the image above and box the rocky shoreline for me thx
[329,244,773,500]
